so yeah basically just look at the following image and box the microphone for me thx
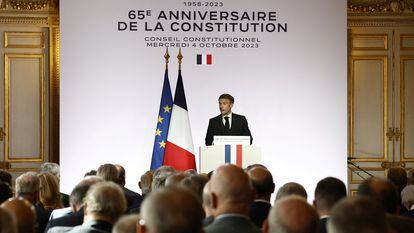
[347,157,357,160]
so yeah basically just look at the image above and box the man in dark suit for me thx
[313,177,347,233]
[247,166,275,228]
[204,164,261,233]
[205,94,252,146]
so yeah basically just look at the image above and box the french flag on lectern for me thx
[163,70,196,171]
[197,54,212,65]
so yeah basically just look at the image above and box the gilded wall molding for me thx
[348,0,414,13]
[0,0,57,11]
[0,16,48,25]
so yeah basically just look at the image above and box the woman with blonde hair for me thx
[38,172,63,211]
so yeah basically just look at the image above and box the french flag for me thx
[197,54,212,65]
[163,69,196,171]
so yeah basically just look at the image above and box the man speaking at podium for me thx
[205,94,253,146]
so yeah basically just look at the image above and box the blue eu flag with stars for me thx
[150,69,173,170]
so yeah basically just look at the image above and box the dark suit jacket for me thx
[45,208,84,233]
[204,215,261,233]
[249,200,271,228]
[122,187,143,212]
[35,204,51,233]
[205,113,252,146]
[318,217,328,233]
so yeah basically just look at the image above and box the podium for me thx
[199,136,261,173]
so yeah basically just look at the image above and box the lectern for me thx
[199,136,261,173]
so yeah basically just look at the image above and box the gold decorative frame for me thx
[4,31,45,48]
[4,53,45,162]
[400,34,414,50]
[350,34,388,50]
[401,56,414,162]
[349,56,389,162]
[348,166,386,184]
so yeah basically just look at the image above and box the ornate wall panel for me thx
[401,56,414,161]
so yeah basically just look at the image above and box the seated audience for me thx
[15,172,50,233]
[114,164,143,211]
[1,197,36,233]
[151,166,175,191]
[180,174,208,202]
[138,186,204,233]
[205,164,261,233]
[358,177,414,233]
[0,170,12,186]
[401,185,414,218]
[202,181,214,227]
[327,196,388,233]
[39,162,70,207]
[407,168,414,185]
[276,182,308,201]
[247,166,275,228]
[264,196,319,233]
[113,214,139,233]
[313,177,347,233]
[46,176,103,232]
[387,166,408,213]
[138,170,153,198]
[38,172,63,211]
[97,164,142,212]
[51,181,126,233]
[0,207,17,233]
[0,181,12,204]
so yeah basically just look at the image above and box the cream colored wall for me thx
[0,1,59,180]
[348,3,414,193]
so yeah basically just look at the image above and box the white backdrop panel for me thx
[60,0,347,199]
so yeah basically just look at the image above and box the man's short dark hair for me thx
[314,177,347,211]
[0,181,12,204]
[276,182,308,200]
[97,164,119,183]
[0,170,12,186]
[218,94,234,103]
[357,178,399,214]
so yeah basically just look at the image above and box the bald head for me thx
[266,196,319,233]
[140,187,204,233]
[0,207,17,233]
[247,166,275,201]
[210,164,254,216]
[1,198,36,233]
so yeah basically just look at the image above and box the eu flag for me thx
[150,69,173,170]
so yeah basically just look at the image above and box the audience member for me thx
[0,170,12,186]
[387,166,408,213]
[139,186,204,233]
[39,162,70,207]
[112,214,139,233]
[46,176,103,232]
[180,174,208,201]
[53,182,127,233]
[401,185,414,218]
[327,196,388,233]
[0,181,12,204]
[0,207,17,233]
[97,164,142,213]
[1,197,36,233]
[138,170,153,197]
[15,172,50,233]
[84,170,97,177]
[202,181,214,227]
[38,172,63,211]
[276,182,308,201]
[151,166,175,191]
[358,177,414,233]
[407,168,414,185]
[164,173,187,187]
[264,196,319,233]
[313,177,347,233]
[205,164,261,233]
[247,166,275,228]
[115,164,143,211]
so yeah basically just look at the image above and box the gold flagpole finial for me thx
[164,47,170,69]
[177,48,183,70]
